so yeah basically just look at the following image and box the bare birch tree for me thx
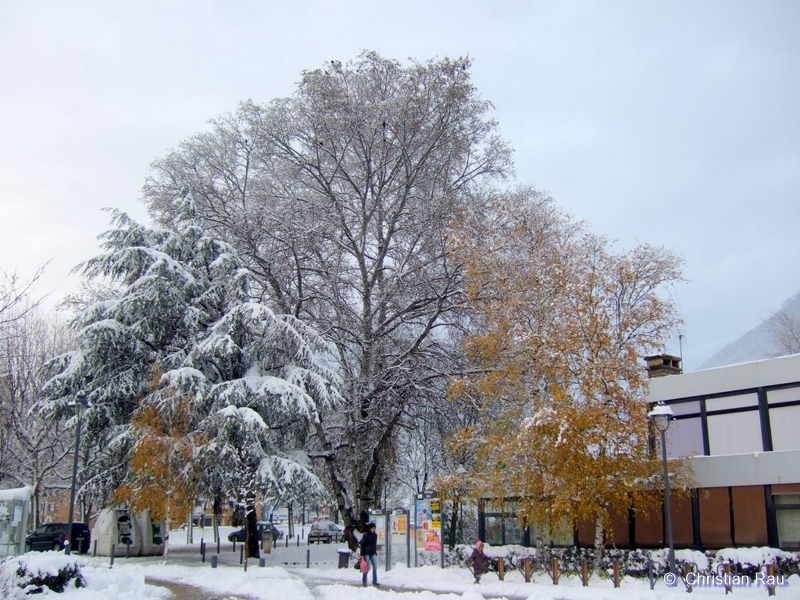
[768,311,800,356]
[0,305,74,526]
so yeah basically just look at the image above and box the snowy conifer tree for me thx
[41,200,341,538]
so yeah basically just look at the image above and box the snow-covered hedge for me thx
[713,547,800,578]
[0,552,85,597]
[442,544,800,579]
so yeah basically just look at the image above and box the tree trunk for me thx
[448,498,459,550]
[593,516,604,575]
[213,494,223,543]
[162,497,171,564]
[246,499,260,560]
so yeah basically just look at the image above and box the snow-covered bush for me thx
[602,547,653,577]
[416,551,442,567]
[713,547,800,578]
[446,543,800,580]
[444,543,533,571]
[445,544,472,568]
[0,552,85,597]
[543,545,595,575]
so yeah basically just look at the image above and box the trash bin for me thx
[337,549,350,569]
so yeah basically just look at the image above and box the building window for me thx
[482,500,522,545]
[706,393,757,412]
[766,388,800,405]
[774,494,800,550]
[699,487,732,548]
[731,486,768,546]
[707,411,762,455]
[769,405,800,451]
[666,417,704,458]
[484,515,503,545]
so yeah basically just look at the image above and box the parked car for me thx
[307,521,344,544]
[25,522,91,553]
[227,522,283,543]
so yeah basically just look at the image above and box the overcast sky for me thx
[2,1,798,369]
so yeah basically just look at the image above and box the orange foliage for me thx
[115,395,204,523]
[445,189,691,542]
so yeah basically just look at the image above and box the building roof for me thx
[646,353,800,404]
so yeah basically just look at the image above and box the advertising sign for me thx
[391,511,407,545]
[374,511,387,550]
[415,495,442,552]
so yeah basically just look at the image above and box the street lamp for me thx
[455,465,467,546]
[65,393,89,555]
[648,402,675,576]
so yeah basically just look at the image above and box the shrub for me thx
[444,544,800,581]
[0,553,85,597]
[713,547,800,579]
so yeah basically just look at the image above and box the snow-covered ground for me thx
[3,526,800,599]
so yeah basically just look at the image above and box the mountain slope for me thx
[699,290,800,370]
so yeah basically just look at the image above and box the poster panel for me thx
[391,511,407,545]
[415,496,442,552]
[375,512,387,550]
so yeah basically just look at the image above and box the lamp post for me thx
[65,393,89,555]
[455,465,467,546]
[649,402,675,576]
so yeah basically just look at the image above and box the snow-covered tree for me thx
[446,188,691,567]
[768,311,800,357]
[41,202,341,547]
[143,52,513,526]
[0,305,73,526]
[0,266,46,330]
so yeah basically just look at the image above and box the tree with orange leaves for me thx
[114,390,204,562]
[446,188,690,566]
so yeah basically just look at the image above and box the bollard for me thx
[110,544,115,569]
[297,534,300,547]
[582,558,589,587]
[201,540,206,563]
[239,545,244,565]
[724,564,733,595]
[552,557,560,585]
[497,557,505,581]
[93,540,98,558]
[613,560,621,588]
[306,548,310,568]
[286,534,289,548]
[232,539,236,553]
[684,563,693,593]
[259,557,266,567]
[211,555,218,568]
[522,557,532,583]
[766,564,776,597]
[648,557,655,591]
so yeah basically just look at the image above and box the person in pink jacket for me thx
[469,540,489,584]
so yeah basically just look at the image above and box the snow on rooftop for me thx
[0,486,33,502]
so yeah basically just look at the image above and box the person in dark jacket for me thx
[359,522,379,586]
[469,540,489,584]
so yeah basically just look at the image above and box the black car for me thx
[228,522,283,543]
[25,522,91,553]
